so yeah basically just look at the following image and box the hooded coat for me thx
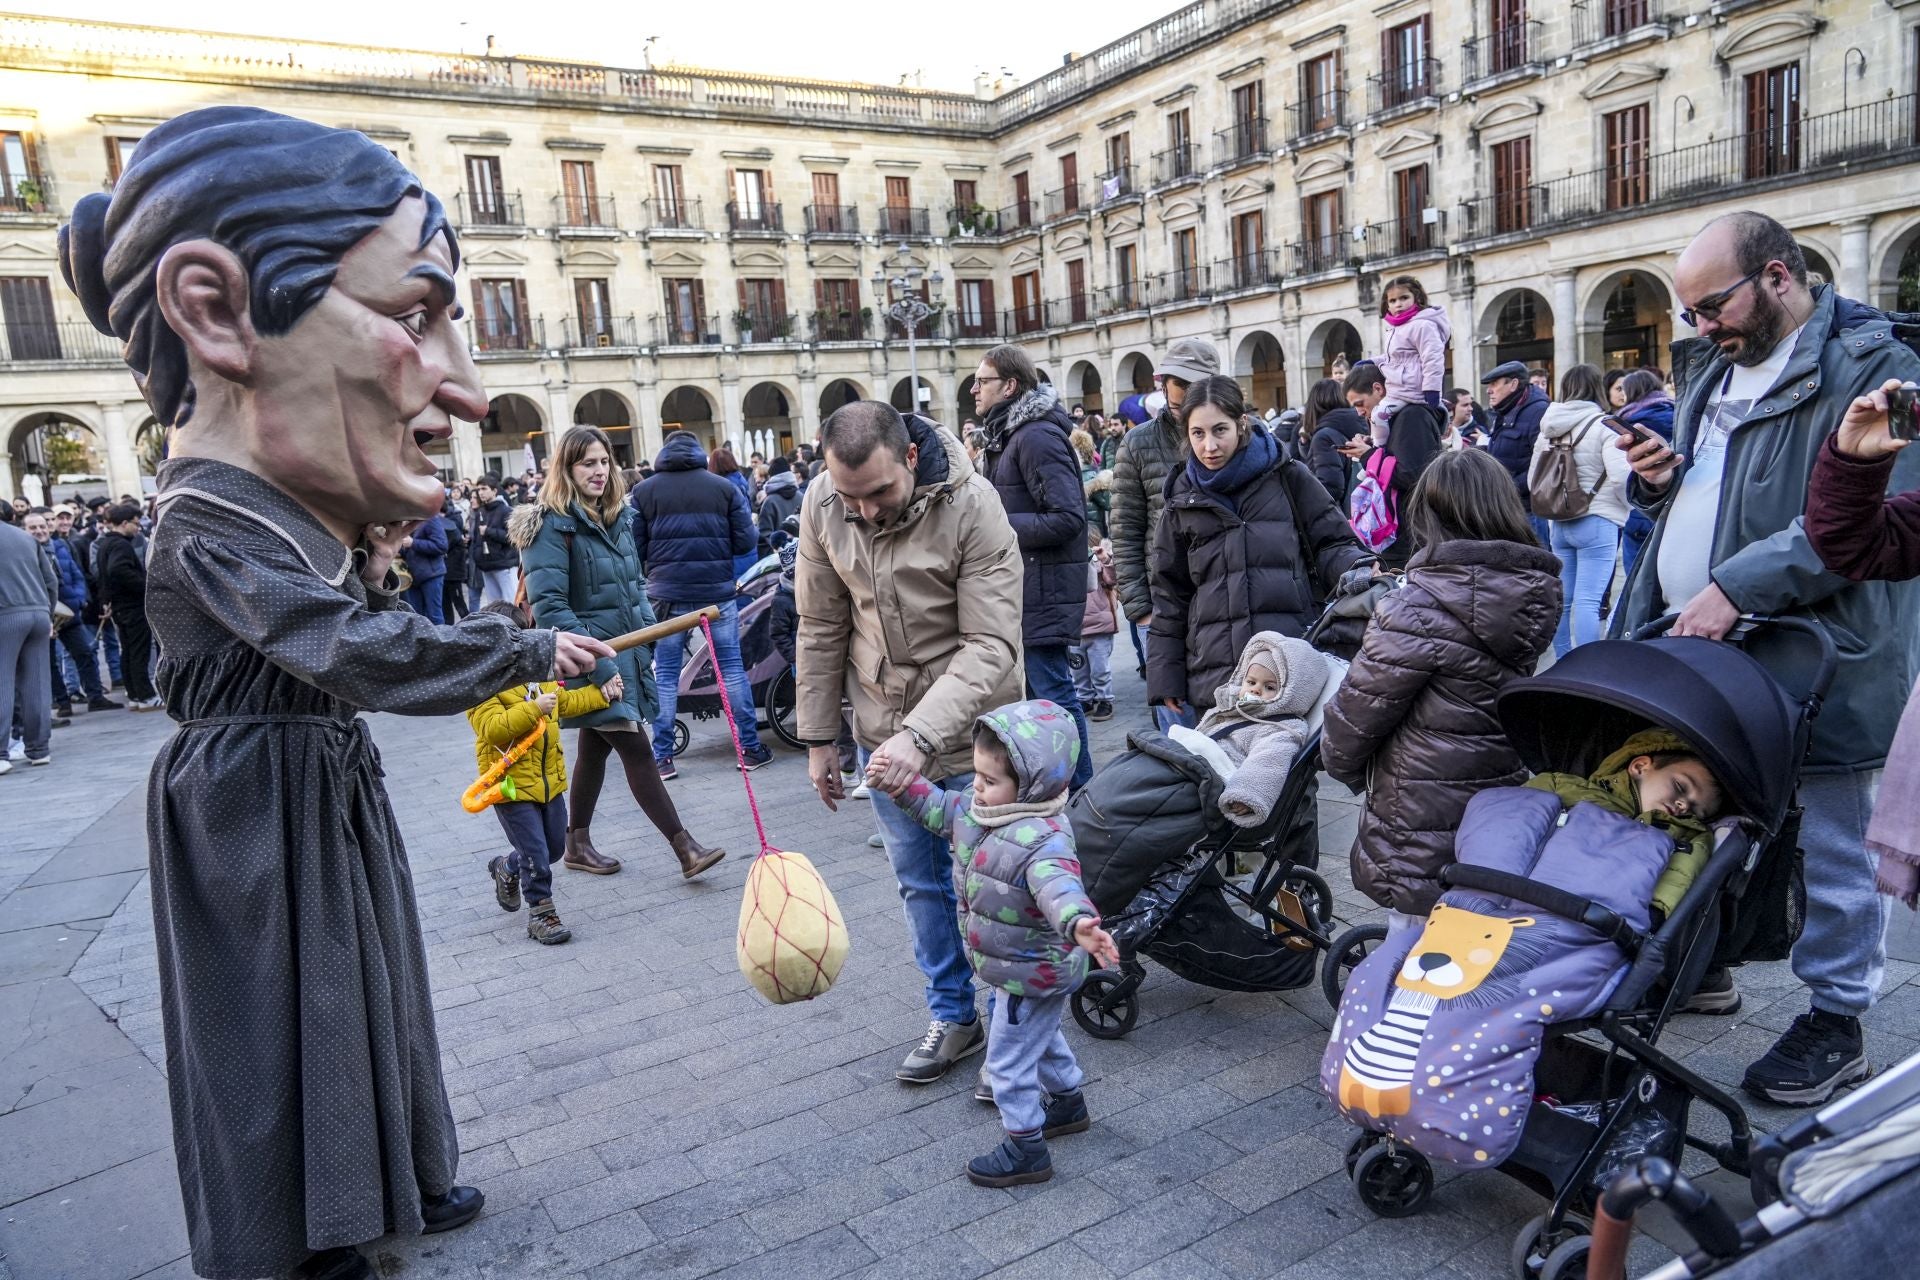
[1321,538,1563,915]
[1378,304,1451,406]
[1195,632,1330,827]
[1148,424,1366,706]
[467,678,611,806]
[512,501,661,728]
[896,698,1097,997]
[1110,408,1186,621]
[629,433,757,606]
[982,382,1091,648]
[757,469,801,535]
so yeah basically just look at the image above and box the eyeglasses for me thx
[1679,264,1768,327]
[974,376,1005,387]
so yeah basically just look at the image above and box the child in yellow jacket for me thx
[468,602,615,944]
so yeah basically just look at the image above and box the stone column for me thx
[99,400,141,498]
[797,374,821,446]
[636,378,664,461]
[449,419,483,480]
[719,376,744,452]
[1446,291,1479,391]
[0,452,15,502]
[1838,217,1873,304]
[544,387,572,462]
[1551,271,1578,381]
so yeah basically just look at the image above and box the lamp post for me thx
[872,242,944,415]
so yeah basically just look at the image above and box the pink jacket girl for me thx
[1371,275,1451,443]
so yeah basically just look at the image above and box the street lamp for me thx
[871,242,945,415]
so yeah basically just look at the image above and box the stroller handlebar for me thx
[1626,612,1838,707]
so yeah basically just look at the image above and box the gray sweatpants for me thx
[0,608,52,760]
[1793,768,1888,1017]
[984,988,1083,1134]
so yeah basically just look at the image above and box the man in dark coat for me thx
[1480,359,1551,542]
[95,503,162,710]
[630,430,769,774]
[973,344,1092,790]
[467,474,517,605]
[758,457,801,536]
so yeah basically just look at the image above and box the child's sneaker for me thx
[966,1130,1051,1188]
[527,901,572,945]
[1041,1089,1090,1137]
[488,856,522,913]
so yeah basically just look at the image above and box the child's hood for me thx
[1201,631,1328,727]
[1525,727,1717,843]
[976,699,1081,806]
[1417,304,1450,345]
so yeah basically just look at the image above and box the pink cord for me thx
[702,615,776,857]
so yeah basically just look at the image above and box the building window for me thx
[1300,52,1343,132]
[1603,104,1650,210]
[1230,82,1265,157]
[1300,191,1344,272]
[561,159,600,226]
[1167,107,1193,176]
[810,172,846,233]
[1490,0,1531,75]
[662,278,707,343]
[1744,61,1802,180]
[957,278,996,337]
[883,175,913,236]
[574,278,613,343]
[814,277,861,340]
[1013,270,1042,333]
[1231,211,1266,286]
[0,276,60,360]
[952,177,977,215]
[1172,227,1201,298]
[464,154,507,224]
[1012,171,1032,227]
[652,164,688,225]
[1059,152,1079,212]
[1106,131,1131,184]
[471,278,530,350]
[103,135,140,185]
[1381,17,1433,108]
[737,278,788,338]
[1604,0,1649,38]
[1392,164,1432,252]
[1112,243,1139,309]
[730,169,776,231]
[1491,136,1535,233]
[1,131,41,211]
[1065,258,1088,322]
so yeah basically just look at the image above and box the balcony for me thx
[1045,293,1094,328]
[877,206,932,239]
[1360,215,1446,263]
[884,308,941,341]
[810,308,869,342]
[1098,279,1151,316]
[1007,302,1046,336]
[1214,116,1271,167]
[1287,92,1350,146]
[726,201,783,235]
[1095,165,1139,204]
[0,186,57,220]
[471,315,544,354]
[1455,93,1920,247]
[733,310,796,343]
[1214,249,1281,292]
[948,203,999,237]
[560,314,640,351]
[804,204,860,236]
[1572,0,1664,54]
[552,194,618,234]
[642,197,704,232]
[1463,21,1544,87]
[454,191,525,231]
[952,308,1000,340]
[997,197,1039,236]
[1042,184,1085,221]
[1288,233,1355,277]
[1153,265,1211,305]
[651,313,721,347]
[1367,59,1442,117]
[0,320,122,365]
[1150,143,1201,186]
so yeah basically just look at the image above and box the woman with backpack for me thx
[1528,363,1630,654]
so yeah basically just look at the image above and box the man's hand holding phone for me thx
[1606,416,1684,493]
[1835,377,1918,461]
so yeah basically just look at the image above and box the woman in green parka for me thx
[511,425,726,879]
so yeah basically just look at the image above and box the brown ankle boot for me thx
[562,828,621,875]
[671,831,726,880]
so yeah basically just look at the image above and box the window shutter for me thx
[693,279,707,326]
[980,279,995,314]
[737,278,749,314]
[773,279,787,315]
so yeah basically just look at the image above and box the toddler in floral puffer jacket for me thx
[869,698,1119,1188]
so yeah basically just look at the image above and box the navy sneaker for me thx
[656,757,677,781]
[966,1130,1052,1188]
[1042,1089,1090,1138]
[740,745,775,771]
[1741,1010,1871,1106]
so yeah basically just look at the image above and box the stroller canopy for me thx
[1497,635,1814,838]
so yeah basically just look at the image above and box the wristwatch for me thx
[906,727,937,758]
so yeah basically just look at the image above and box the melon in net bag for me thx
[736,850,849,1004]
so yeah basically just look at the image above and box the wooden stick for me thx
[605,605,720,654]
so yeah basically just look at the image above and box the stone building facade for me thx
[2,2,1917,500]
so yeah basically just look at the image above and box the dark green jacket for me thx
[512,501,660,729]
[1611,287,1920,770]
[1110,411,1184,622]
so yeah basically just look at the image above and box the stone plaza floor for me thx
[2,654,1917,1280]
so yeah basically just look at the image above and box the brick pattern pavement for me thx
[3,650,1917,1279]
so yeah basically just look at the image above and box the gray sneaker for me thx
[896,1016,984,1084]
[974,1068,994,1104]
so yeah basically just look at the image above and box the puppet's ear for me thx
[154,238,257,384]
[1507,917,1536,929]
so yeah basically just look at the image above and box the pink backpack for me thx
[1348,450,1399,553]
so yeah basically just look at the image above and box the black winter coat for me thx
[630,434,757,606]
[95,530,147,614]
[442,510,470,584]
[1487,385,1550,508]
[1307,407,1364,508]
[983,384,1090,648]
[469,497,517,571]
[1147,448,1366,705]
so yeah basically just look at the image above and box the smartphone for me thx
[1601,416,1666,450]
[1888,382,1920,442]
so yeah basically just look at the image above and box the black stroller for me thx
[1331,616,1836,1280]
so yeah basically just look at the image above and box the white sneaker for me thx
[0,758,11,775]
[129,698,165,713]
[28,755,49,767]
[5,738,22,761]
[850,782,872,800]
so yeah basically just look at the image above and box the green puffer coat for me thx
[1110,411,1185,622]
[512,501,660,728]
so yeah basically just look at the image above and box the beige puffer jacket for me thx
[794,418,1026,778]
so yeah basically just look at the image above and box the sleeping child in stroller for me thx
[1321,727,1726,1169]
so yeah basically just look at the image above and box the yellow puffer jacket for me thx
[467,680,609,805]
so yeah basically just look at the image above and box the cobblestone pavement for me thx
[3,654,1917,1280]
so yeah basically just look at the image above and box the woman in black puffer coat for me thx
[1148,376,1367,712]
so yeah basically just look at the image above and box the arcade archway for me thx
[1481,288,1555,383]
[660,386,718,450]
[1234,330,1287,413]
[480,393,545,478]
[573,389,636,467]
[5,411,109,506]
[743,381,798,458]
[1584,270,1673,372]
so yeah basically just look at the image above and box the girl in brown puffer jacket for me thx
[1321,449,1563,917]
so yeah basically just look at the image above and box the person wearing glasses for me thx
[1612,210,1920,1109]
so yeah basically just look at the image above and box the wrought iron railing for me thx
[1367,58,1442,115]
[877,206,931,238]
[642,197,703,231]
[0,320,122,363]
[1096,165,1139,203]
[651,312,721,346]
[1215,249,1281,291]
[471,315,543,352]
[804,204,860,235]
[1288,233,1354,276]
[1151,143,1201,185]
[734,310,796,341]
[1043,184,1084,219]
[1288,91,1348,141]
[1572,0,1658,49]
[553,194,617,231]
[810,309,868,341]
[1154,265,1210,304]
[561,314,639,348]
[726,201,783,234]
[1463,21,1543,82]
[1214,116,1270,164]
[1361,216,1445,260]
[1046,293,1094,327]
[455,191,524,228]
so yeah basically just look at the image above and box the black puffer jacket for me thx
[1307,406,1364,508]
[1110,411,1184,621]
[1320,538,1563,915]
[469,496,516,571]
[1147,430,1366,704]
[983,383,1089,648]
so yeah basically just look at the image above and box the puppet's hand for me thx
[360,520,421,587]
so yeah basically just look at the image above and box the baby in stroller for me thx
[1323,727,1728,1168]
[1182,632,1330,827]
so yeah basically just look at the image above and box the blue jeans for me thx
[406,576,445,624]
[1549,514,1620,656]
[492,794,567,904]
[870,769,977,1024]
[1154,700,1196,733]
[651,597,762,761]
[1529,513,1552,550]
[102,618,122,683]
[985,989,1083,1134]
[52,622,105,702]
[1793,769,1887,1017]
[1024,644,1093,791]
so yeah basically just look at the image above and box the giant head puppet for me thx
[59,105,484,543]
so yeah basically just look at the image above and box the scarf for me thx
[1620,392,1673,421]
[1382,306,1420,329]
[1870,677,1920,908]
[1185,420,1279,515]
[971,788,1069,831]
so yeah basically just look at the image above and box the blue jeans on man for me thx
[52,622,106,703]
[1023,645,1093,791]
[870,769,978,1025]
[406,575,445,625]
[651,597,763,762]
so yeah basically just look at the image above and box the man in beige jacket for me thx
[796,400,1024,1083]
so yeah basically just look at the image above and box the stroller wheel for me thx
[1322,923,1391,1011]
[1282,869,1334,927]
[1072,970,1139,1040]
[670,719,691,757]
[1538,1236,1592,1280]
[1510,1214,1594,1280]
[1351,1142,1432,1218]
[1343,1130,1382,1179]
[765,668,805,749]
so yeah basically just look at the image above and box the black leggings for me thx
[569,726,685,837]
